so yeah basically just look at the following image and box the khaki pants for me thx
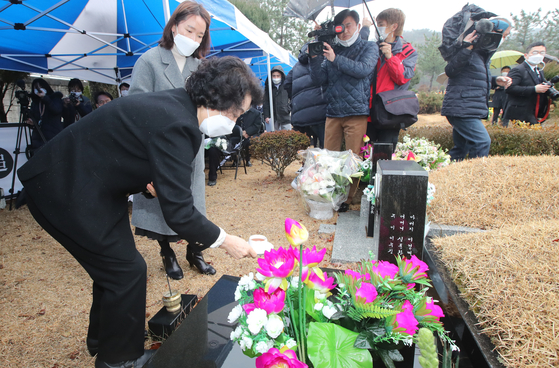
[324,115,368,204]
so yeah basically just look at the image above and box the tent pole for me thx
[266,52,275,132]
[163,0,171,22]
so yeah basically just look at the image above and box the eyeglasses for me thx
[97,99,111,106]
[529,50,546,56]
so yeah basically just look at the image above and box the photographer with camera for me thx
[502,42,559,126]
[27,78,64,151]
[309,9,378,212]
[62,78,92,128]
[440,7,511,161]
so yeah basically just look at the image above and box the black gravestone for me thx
[372,160,428,262]
[366,143,393,237]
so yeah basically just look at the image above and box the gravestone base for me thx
[148,294,197,340]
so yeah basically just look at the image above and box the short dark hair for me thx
[501,66,511,71]
[158,1,211,59]
[526,41,546,54]
[119,82,130,91]
[186,56,263,114]
[68,78,84,92]
[334,9,359,26]
[94,91,113,104]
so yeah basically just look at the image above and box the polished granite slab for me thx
[145,275,254,368]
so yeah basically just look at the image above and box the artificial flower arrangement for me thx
[393,136,450,171]
[204,136,228,151]
[229,218,457,368]
[359,135,373,183]
[295,148,362,210]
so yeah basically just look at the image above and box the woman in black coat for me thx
[18,57,260,368]
[27,78,64,151]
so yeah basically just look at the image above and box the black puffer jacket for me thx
[29,80,64,149]
[441,47,497,118]
[309,36,378,118]
[284,45,328,127]
[263,65,291,126]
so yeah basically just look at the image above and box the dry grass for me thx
[0,159,347,368]
[431,222,559,368]
[428,155,559,229]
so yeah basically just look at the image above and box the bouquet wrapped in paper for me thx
[295,148,362,210]
[204,136,228,151]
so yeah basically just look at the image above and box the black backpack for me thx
[438,4,496,61]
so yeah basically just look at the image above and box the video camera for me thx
[14,80,29,108]
[545,75,559,100]
[307,21,345,57]
[468,19,504,52]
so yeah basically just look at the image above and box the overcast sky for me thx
[318,2,557,32]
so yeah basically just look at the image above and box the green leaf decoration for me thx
[307,322,373,368]
[388,349,404,362]
[347,304,399,322]
[378,349,396,368]
[354,331,372,350]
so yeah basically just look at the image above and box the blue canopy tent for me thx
[0,0,296,84]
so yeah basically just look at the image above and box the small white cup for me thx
[249,235,274,255]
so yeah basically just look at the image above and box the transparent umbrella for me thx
[283,0,375,21]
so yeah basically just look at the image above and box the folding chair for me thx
[218,125,247,179]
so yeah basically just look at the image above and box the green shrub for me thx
[403,124,559,156]
[250,130,310,177]
[417,92,444,114]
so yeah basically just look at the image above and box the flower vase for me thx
[305,199,333,220]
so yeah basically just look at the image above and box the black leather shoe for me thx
[246,161,252,167]
[87,337,99,357]
[95,349,155,368]
[160,250,183,280]
[338,202,350,213]
[208,180,216,186]
[186,248,216,275]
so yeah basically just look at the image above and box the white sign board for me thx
[0,127,28,197]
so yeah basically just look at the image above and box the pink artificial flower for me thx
[406,151,416,161]
[345,269,371,281]
[425,299,445,321]
[285,218,309,247]
[305,271,336,294]
[371,261,399,279]
[256,247,296,293]
[394,300,419,335]
[252,287,286,315]
[355,282,378,304]
[293,245,326,282]
[255,348,308,368]
[363,135,370,143]
[406,255,429,280]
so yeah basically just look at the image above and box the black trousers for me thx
[207,146,221,181]
[25,195,146,364]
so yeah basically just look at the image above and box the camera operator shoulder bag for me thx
[370,70,419,130]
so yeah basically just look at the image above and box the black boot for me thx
[186,247,216,275]
[158,240,183,280]
[87,337,99,357]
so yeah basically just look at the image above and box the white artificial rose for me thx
[286,338,297,349]
[265,314,284,339]
[239,272,256,291]
[228,304,243,324]
[314,303,324,311]
[234,286,242,301]
[230,325,243,341]
[322,305,338,319]
[247,308,268,335]
[255,341,271,354]
[240,335,253,351]
[290,278,299,289]
[255,272,266,281]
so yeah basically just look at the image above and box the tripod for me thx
[6,85,46,210]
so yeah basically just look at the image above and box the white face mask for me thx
[199,108,236,137]
[376,26,392,41]
[336,25,360,47]
[35,88,46,95]
[501,72,508,77]
[272,78,282,85]
[71,91,82,97]
[174,33,200,57]
[120,90,129,97]
[527,54,544,66]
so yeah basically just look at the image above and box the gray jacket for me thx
[129,46,206,235]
